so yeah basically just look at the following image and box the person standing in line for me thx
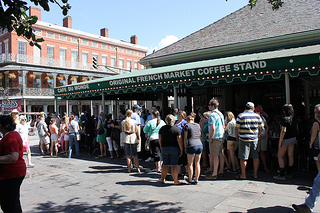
[49,118,59,156]
[255,106,270,173]
[159,114,183,185]
[16,116,35,168]
[83,113,95,156]
[68,113,80,158]
[225,111,239,173]
[121,110,141,173]
[59,118,66,154]
[62,116,69,156]
[309,104,320,172]
[175,110,188,176]
[105,114,119,158]
[235,102,264,180]
[273,104,297,180]
[184,114,203,184]
[131,105,142,155]
[96,112,107,158]
[146,105,157,121]
[36,115,50,155]
[143,110,166,172]
[0,115,27,213]
[205,99,225,180]
[292,104,320,213]
[202,111,212,173]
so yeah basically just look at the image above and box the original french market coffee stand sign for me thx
[54,53,320,99]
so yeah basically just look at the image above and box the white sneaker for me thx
[145,157,153,162]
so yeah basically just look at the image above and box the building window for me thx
[71,37,78,43]
[111,57,115,67]
[47,46,54,65]
[101,44,108,49]
[0,43,2,54]
[134,61,138,70]
[18,42,27,62]
[118,48,124,53]
[126,49,131,54]
[34,29,42,36]
[110,46,116,51]
[82,40,88,46]
[119,58,124,68]
[47,32,55,39]
[34,73,41,88]
[60,48,66,67]
[82,52,88,67]
[59,34,67,41]
[71,50,78,68]
[92,42,98,47]
[4,40,9,54]
[102,56,107,67]
[127,60,132,70]
[3,28,8,34]
[47,77,54,88]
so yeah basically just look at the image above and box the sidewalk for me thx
[15,135,320,212]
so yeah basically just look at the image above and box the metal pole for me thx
[285,73,291,104]
[66,100,69,116]
[174,87,178,109]
[23,99,26,113]
[90,100,93,116]
[102,92,105,113]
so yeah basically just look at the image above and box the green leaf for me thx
[29,41,34,46]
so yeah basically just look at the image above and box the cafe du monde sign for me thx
[57,60,267,94]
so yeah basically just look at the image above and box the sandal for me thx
[235,175,246,180]
[205,175,218,180]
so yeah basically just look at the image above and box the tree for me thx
[249,0,284,10]
[0,0,71,49]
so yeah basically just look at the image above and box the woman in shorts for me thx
[184,114,203,184]
[274,104,297,180]
[49,118,59,156]
[225,111,239,173]
[159,114,183,185]
[16,116,35,168]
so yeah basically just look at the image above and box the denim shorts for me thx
[124,143,138,157]
[187,145,203,155]
[161,147,180,166]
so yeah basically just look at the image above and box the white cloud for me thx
[148,35,179,54]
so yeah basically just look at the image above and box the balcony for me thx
[0,53,131,75]
[0,87,54,98]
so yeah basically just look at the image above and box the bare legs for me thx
[239,158,259,179]
[99,143,107,157]
[64,140,69,155]
[126,156,140,173]
[50,141,58,156]
[161,165,180,185]
[187,154,202,182]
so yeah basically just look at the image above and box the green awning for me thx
[54,45,320,100]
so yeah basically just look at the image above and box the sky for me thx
[27,0,249,54]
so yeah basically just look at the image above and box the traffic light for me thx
[92,57,98,69]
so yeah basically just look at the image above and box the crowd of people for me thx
[1,100,320,212]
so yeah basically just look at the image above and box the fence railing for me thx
[0,53,131,75]
[0,87,54,97]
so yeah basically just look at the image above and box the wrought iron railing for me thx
[0,53,131,75]
[0,87,54,97]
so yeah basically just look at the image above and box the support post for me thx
[23,99,26,113]
[90,100,93,116]
[285,73,291,104]
[102,92,105,113]
[174,87,178,109]
[66,100,69,116]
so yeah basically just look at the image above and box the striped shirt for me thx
[208,109,225,140]
[236,110,264,142]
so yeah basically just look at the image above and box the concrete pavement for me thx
[11,135,320,212]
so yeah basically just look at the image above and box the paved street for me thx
[12,135,320,213]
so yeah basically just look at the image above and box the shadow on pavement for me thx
[32,193,182,212]
[245,205,295,212]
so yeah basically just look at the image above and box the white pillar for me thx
[90,100,93,116]
[110,100,114,114]
[54,99,57,113]
[69,105,73,116]
[99,105,102,113]
[285,73,290,104]
[102,92,105,113]
[23,99,26,113]
[174,87,178,109]
[43,105,48,114]
[66,100,69,116]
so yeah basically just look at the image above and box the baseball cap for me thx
[255,106,265,114]
[133,104,142,110]
[11,109,19,113]
[246,102,255,109]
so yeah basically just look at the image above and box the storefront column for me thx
[69,105,73,116]
[102,92,105,113]
[174,87,178,109]
[285,73,291,104]
[66,100,69,116]
[304,81,310,118]
[43,105,48,114]
[90,100,93,116]
[54,99,57,113]
[23,99,26,113]
[110,100,114,115]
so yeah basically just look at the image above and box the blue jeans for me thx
[69,134,80,158]
[305,170,320,210]
[124,143,138,157]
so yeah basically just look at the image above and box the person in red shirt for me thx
[0,115,26,213]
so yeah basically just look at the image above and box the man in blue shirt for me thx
[131,104,142,152]
[206,98,225,180]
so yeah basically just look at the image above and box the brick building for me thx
[0,6,148,117]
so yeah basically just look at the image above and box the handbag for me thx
[145,123,158,151]
[97,125,105,135]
